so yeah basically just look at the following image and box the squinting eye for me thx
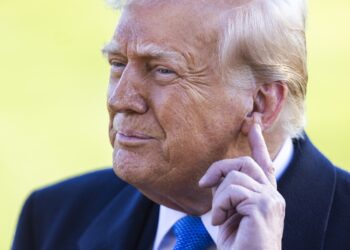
[110,61,126,68]
[156,68,175,74]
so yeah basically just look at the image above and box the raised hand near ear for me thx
[199,123,285,250]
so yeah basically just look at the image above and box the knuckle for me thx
[257,191,285,216]
[212,192,221,207]
[238,203,257,216]
[259,197,273,214]
[278,195,286,212]
[228,183,239,194]
[214,184,235,202]
[229,183,242,192]
[227,170,240,180]
[267,163,275,174]
[241,156,255,166]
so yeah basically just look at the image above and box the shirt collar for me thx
[153,137,294,248]
[274,137,294,180]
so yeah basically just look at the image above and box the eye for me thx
[152,66,178,84]
[110,60,126,68]
[156,68,175,75]
[109,60,126,77]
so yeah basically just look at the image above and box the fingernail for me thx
[254,122,261,131]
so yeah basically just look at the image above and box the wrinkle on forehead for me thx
[108,0,259,73]
[122,0,257,42]
[102,40,186,65]
[120,1,223,48]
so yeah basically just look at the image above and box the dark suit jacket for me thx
[12,135,350,250]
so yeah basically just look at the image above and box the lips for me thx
[112,115,159,147]
[118,130,153,139]
[116,130,155,147]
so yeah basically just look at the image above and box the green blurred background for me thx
[0,0,349,249]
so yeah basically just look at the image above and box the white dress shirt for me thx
[153,138,294,250]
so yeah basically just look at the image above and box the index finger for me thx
[248,123,276,186]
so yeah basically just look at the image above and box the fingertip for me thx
[198,174,213,188]
[211,210,225,226]
[198,176,207,187]
[199,166,222,188]
[242,112,263,137]
[249,122,262,139]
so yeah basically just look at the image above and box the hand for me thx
[199,124,285,250]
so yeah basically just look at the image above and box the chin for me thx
[112,147,160,186]
[113,158,144,186]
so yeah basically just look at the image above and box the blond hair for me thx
[108,0,308,138]
[220,0,307,138]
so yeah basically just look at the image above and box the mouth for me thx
[116,130,155,147]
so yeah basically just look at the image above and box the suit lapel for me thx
[78,184,159,250]
[278,135,336,250]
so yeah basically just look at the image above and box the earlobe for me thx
[241,82,288,136]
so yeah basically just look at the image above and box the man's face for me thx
[106,1,253,211]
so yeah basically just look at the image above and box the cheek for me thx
[153,85,234,161]
[155,86,207,135]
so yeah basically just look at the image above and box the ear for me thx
[241,82,288,135]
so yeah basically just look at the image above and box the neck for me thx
[265,130,288,161]
[140,131,288,216]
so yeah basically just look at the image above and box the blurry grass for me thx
[0,0,349,249]
[0,0,118,248]
[306,0,350,168]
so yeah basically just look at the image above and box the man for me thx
[13,0,350,249]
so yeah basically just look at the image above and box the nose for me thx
[107,67,148,115]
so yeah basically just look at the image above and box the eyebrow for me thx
[102,41,185,64]
[101,41,121,55]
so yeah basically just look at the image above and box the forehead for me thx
[112,1,224,56]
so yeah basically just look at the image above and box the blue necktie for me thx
[173,215,214,250]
